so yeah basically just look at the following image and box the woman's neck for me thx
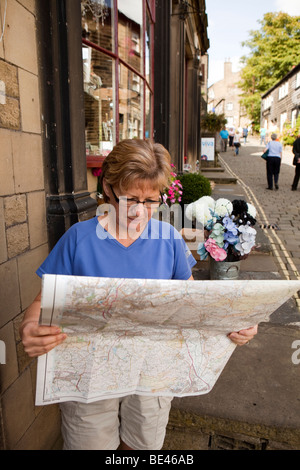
[97,214,148,247]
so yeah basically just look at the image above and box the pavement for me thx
[163,136,300,450]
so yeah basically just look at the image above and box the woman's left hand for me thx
[227,325,258,346]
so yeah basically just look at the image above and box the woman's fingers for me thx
[21,322,67,357]
[228,325,258,346]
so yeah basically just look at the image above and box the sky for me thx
[205,0,300,87]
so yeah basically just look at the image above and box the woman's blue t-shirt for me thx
[36,217,196,280]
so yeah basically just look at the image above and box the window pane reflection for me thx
[145,12,151,85]
[118,0,143,74]
[82,0,114,51]
[145,85,152,138]
[119,64,143,140]
[83,46,115,155]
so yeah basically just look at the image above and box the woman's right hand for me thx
[20,321,67,358]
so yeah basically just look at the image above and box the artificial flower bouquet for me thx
[185,196,257,262]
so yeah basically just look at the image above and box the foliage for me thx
[201,112,227,132]
[239,12,300,125]
[186,197,257,262]
[177,173,212,205]
[281,117,300,146]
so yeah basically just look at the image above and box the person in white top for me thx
[233,131,241,155]
[264,133,282,190]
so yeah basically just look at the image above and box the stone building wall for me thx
[207,61,248,130]
[261,64,300,133]
[0,0,61,450]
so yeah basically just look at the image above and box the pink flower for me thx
[92,168,102,177]
[204,238,227,261]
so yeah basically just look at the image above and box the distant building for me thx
[261,63,300,134]
[207,61,248,130]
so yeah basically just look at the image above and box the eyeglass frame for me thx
[109,185,162,209]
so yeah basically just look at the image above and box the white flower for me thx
[194,203,214,226]
[214,198,233,218]
[247,203,256,218]
[185,196,215,223]
[235,225,256,255]
[197,196,215,208]
[185,202,195,221]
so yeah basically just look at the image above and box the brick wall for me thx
[0,0,61,450]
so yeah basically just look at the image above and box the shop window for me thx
[145,11,152,86]
[83,45,115,156]
[82,0,114,51]
[81,0,154,159]
[119,65,143,140]
[145,85,152,139]
[118,0,143,73]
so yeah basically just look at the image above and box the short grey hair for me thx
[271,133,277,140]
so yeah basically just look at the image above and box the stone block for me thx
[27,191,47,248]
[0,321,19,393]
[14,404,62,450]
[12,133,44,193]
[2,368,36,449]
[3,0,38,75]
[0,129,14,196]
[0,198,7,263]
[0,59,19,98]
[0,259,21,327]
[17,0,36,15]
[17,243,49,310]
[19,68,41,134]
[4,194,27,227]
[0,95,20,130]
[6,222,29,258]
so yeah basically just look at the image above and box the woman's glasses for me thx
[110,185,161,209]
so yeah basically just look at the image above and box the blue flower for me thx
[197,242,208,260]
[223,216,238,235]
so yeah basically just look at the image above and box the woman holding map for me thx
[20,138,257,451]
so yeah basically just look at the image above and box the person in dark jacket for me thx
[292,133,300,191]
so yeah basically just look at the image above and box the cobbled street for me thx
[217,135,300,284]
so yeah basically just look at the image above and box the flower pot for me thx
[209,258,241,280]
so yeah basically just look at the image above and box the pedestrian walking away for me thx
[228,127,235,147]
[242,127,248,144]
[233,130,241,155]
[220,127,229,152]
[260,127,267,145]
[19,138,257,450]
[264,133,282,190]
[291,133,300,191]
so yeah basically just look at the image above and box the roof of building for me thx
[261,62,300,98]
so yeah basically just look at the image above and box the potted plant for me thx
[177,172,212,205]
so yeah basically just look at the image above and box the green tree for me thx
[239,12,300,126]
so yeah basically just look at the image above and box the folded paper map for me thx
[36,275,300,405]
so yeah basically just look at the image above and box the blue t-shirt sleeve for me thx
[36,224,77,277]
[171,227,197,280]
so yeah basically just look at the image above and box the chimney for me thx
[224,60,232,79]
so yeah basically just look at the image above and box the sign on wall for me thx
[201,137,215,161]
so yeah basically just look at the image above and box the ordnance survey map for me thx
[36,274,300,405]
